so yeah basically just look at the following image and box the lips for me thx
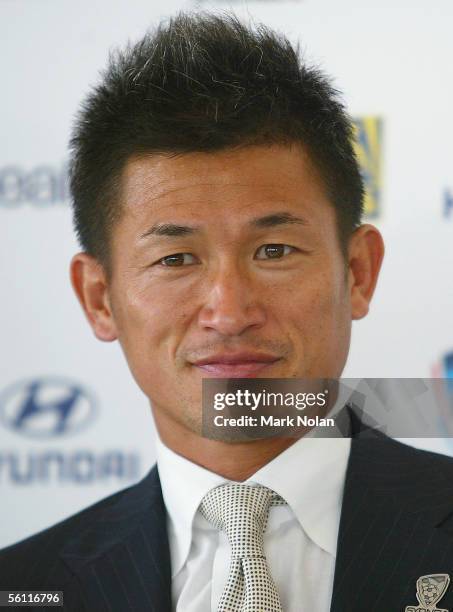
[192,352,280,378]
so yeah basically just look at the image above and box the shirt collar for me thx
[156,393,352,577]
[156,436,228,577]
[246,435,351,557]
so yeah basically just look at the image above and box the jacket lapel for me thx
[331,427,453,612]
[60,466,172,612]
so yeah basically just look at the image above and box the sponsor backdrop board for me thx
[1,0,452,548]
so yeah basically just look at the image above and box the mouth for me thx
[191,352,281,378]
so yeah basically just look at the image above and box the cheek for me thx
[111,285,189,401]
[308,271,351,363]
[284,267,346,317]
[277,268,350,347]
[112,282,177,360]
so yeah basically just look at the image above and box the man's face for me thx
[104,144,354,433]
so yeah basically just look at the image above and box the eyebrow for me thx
[139,211,309,240]
[251,212,309,229]
[139,223,197,239]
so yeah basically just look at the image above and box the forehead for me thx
[118,144,332,228]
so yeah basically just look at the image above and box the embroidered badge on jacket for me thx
[405,574,450,612]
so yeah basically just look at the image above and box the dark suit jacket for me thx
[2,427,453,612]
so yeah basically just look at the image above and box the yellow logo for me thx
[353,117,383,218]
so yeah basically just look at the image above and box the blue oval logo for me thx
[0,377,97,439]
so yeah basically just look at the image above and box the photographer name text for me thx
[213,414,334,427]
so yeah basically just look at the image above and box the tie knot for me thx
[199,484,285,559]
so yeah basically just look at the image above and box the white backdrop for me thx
[1,0,452,549]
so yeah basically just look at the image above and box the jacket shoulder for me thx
[361,434,453,464]
[0,478,145,590]
[351,433,453,484]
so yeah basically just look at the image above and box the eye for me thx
[157,253,198,267]
[254,244,296,260]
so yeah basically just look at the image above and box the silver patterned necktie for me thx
[199,483,286,612]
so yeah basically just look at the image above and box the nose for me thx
[198,261,267,337]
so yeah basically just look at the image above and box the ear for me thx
[70,253,118,342]
[348,224,385,320]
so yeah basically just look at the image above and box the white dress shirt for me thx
[156,430,351,611]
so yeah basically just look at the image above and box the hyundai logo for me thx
[0,377,97,439]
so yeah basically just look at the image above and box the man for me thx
[2,12,453,612]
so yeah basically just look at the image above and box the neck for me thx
[154,411,302,481]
